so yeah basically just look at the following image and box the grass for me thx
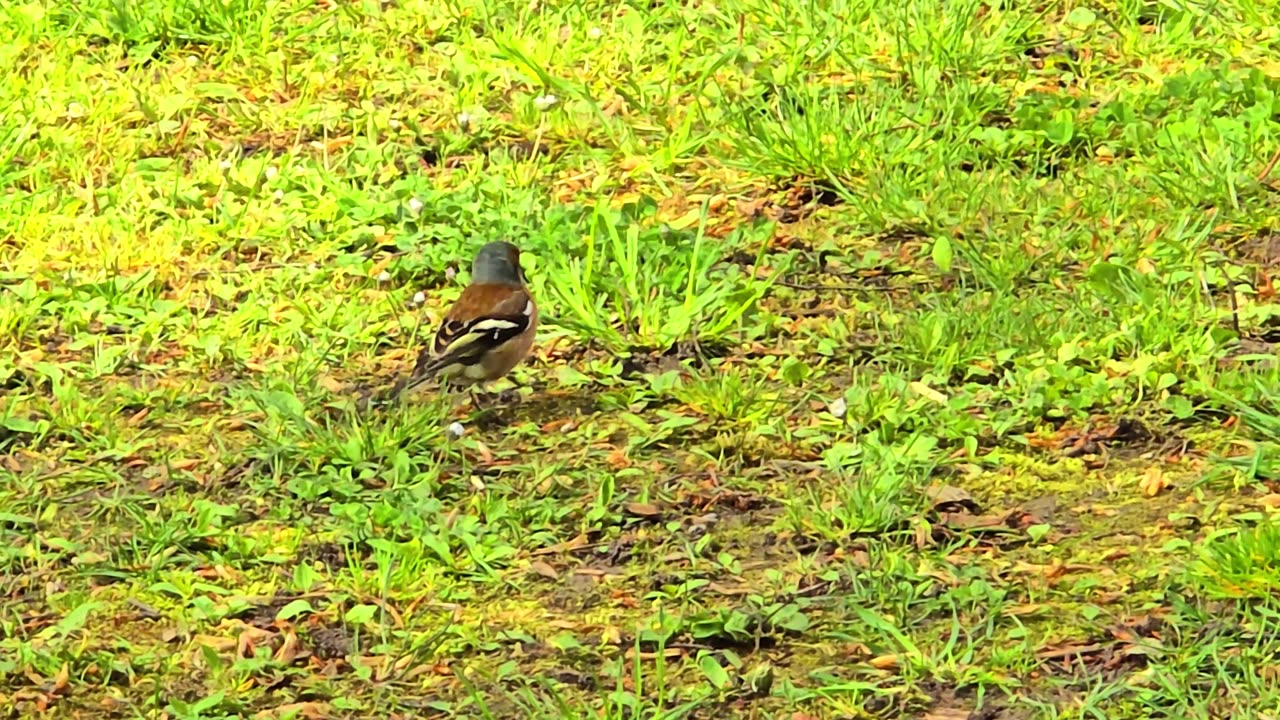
[5,0,1280,717]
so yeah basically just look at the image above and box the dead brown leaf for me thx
[50,663,69,695]
[909,380,948,404]
[1138,466,1168,497]
[317,374,347,394]
[623,502,661,517]
[1036,642,1108,661]
[531,533,590,556]
[273,628,303,665]
[528,561,559,580]
[869,653,900,670]
[926,484,980,513]
[236,626,276,658]
[191,634,237,653]
[254,701,332,719]
[1003,603,1047,616]
[939,512,1008,530]
[924,709,972,720]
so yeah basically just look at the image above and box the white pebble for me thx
[446,421,466,440]
[828,397,847,419]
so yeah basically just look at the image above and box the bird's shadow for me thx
[465,385,599,431]
[329,380,596,433]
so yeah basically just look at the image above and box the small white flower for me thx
[377,270,392,283]
[412,290,426,304]
[328,54,339,64]
[389,118,402,130]
[827,397,847,419]
[445,267,457,281]
[272,189,284,201]
[407,198,424,214]
[533,94,558,111]
[219,159,233,171]
[264,165,278,180]
[186,55,200,66]
[446,421,466,440]
[65,102,86,119]
[457,112,472,131]
[588,27,602,39]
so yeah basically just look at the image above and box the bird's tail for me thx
[393,351,456,398]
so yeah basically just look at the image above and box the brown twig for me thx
[1258,145,1280,183]
[357,593,405,629]
[1229,274,1241,337]
[1035,642,1109,661]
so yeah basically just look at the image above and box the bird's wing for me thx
[408,284,535,382]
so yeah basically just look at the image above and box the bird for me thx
[396,241,538,402]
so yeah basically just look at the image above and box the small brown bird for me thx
[399,241,538,398]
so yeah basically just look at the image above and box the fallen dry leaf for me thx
[1003,603,1047,616]
[623,502,661,517]
[528,561,559,580]
[926,484,980,512]
[253,701,332,719]
[1138,466,1168,497]
[317,374,347,394]
[236,626,276,658]
[273,628,303,665]
[666,207,704,230]
[869,653,900,670]
[531,533,589,556]
[909,380,948,405]
[924,709,971,720]
[50,663,69,695]
[368,255,393,279]
[191,634,237,653]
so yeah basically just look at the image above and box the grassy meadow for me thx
[6,0,1280,717]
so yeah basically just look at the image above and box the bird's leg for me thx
[494,381,523,405]
[468,386,487,412]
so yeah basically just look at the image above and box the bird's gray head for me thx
[471,241,525,286]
